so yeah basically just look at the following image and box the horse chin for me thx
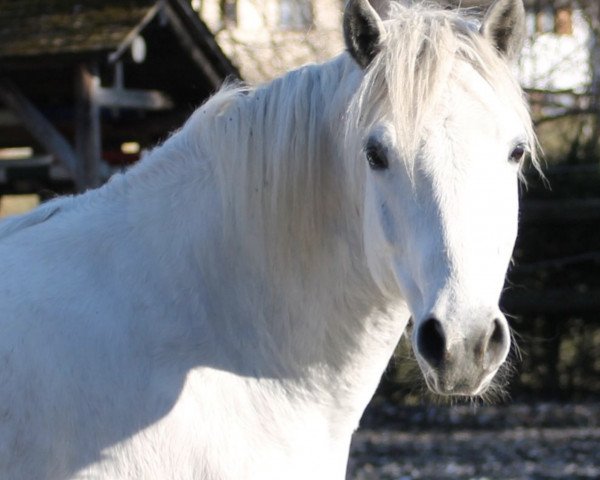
[427,381,489,398]
[421,367,496,400]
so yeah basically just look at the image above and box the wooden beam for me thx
[520,199,600,224]
[163,2,223,88]
[512,251,600,274]
[108,1,164,64]
[502,288,600,315]
[94,86,174,111]
[0,108,20,127]
[75,63,102,189]
[0,76,78,178]
[0,156,75,195]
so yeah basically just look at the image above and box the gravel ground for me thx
[347,402,600,479]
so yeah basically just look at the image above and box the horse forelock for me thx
[346,2,539,175]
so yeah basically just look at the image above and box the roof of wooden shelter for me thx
[0,1,158,58]
[0,0,240,193]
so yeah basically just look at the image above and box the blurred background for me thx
[1,1,599,478]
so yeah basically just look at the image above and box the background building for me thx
[520,0,593,94]
[194,0,345,83]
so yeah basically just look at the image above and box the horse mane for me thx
[347,1,539,172]
[164,57,361,249]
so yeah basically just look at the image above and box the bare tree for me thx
[194,0,346,84]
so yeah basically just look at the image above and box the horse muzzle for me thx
[413,314,511,396]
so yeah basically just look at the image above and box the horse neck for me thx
[200,58,406,408]
[121,56,407,423]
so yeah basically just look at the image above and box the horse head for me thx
[344,0,534,397]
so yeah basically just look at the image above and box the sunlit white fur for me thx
[0,3,535,479]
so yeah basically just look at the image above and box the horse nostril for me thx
[417,317,446,369]
[483,318,509,369]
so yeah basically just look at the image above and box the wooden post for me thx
[75,63,102,189]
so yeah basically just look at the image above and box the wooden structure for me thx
[0,0,239,192]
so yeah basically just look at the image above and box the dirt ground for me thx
[347,402,600,480]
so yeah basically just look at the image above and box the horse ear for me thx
[480,0,526,63]
[343,0,386,69]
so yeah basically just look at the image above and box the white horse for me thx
[0,1,536,478]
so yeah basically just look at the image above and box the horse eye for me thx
[509,145,527,164]
[365,144,388,170]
